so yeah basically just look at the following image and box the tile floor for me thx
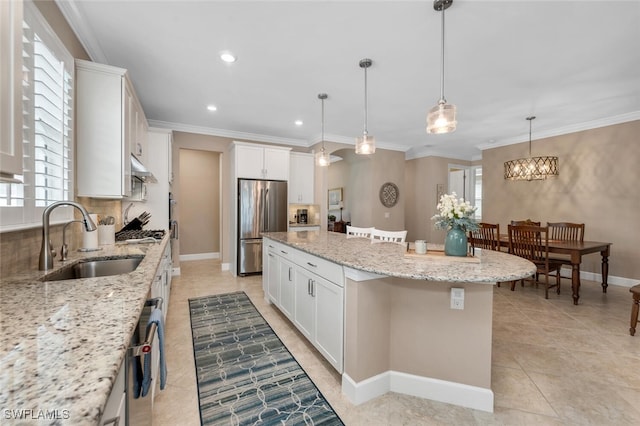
[152,260,640,425]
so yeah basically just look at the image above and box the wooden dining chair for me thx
[508,224,563,298]
[547,222,585,243]
[546,222,585,276]
[469,223,500,251]
[370,229,407,244]
[510,219,541,226]
[346,225,374,239]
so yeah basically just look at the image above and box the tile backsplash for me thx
[288,204,320,225]
[0,198,121,278]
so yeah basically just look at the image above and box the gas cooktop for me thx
[115,229,165,242]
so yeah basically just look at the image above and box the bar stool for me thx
[630,284,640,336]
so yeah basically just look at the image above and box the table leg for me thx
[571,263,580,305]
[601,249,610,293]
[630,292,639,336]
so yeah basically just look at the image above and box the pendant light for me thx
[355,58,375,154]
[316,93,330,167]
[426,0,457,134]
[504,116,559,181]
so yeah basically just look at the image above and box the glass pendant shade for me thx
[356,58,375,155]
[316,93,330,167]
[427,0,457,135]
[317,147,330,167]
[426,101,457,134]
[355,134,376,154]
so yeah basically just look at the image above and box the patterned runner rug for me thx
[189,291,344,425]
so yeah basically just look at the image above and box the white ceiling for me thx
[56,0,640,161]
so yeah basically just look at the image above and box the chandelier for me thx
[504,116,559,181]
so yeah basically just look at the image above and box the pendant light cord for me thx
[439,5,446,103]
[363,64,369,136]
[528,119,532,157]
[321,96,325,149]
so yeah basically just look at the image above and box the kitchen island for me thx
[0,236,169,425]
[263,231,536,412]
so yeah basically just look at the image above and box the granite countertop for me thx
[0,236,169,425]
[289,222,320,228]
[263,231,536,283]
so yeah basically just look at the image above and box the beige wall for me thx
[483,120,640,280]
[345,276,493,388]
[325,148,405,232]
[178,149,221,256]
[404,156,472,243]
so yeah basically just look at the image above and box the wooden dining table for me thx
[498,236,612,305]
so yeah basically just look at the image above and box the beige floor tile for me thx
[153,259,640,425]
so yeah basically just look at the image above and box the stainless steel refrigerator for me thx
[237,179,288,275]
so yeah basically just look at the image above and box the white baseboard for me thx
[179,252,220,262]
[342,371,494,413]
[558,267,637,288]
[221,262,230,271]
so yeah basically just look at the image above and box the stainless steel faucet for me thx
[39,201,97,270]
[60,219,83,261]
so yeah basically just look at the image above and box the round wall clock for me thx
[379,182,399,208]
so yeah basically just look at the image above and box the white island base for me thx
[341,268,495,412]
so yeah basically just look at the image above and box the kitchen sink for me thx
[42,256,144,281]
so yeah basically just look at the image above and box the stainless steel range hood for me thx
[131,155,157,183]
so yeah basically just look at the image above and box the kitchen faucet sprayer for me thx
[39,201,97,270]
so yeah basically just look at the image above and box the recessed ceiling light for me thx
[295,120,303,126]
[220,52,236,63]
[207,105,217,112]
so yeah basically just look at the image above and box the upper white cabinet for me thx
[0,0,23,179]
[233,142,290,181]
[76,59,148,198]
[289,152,315,204]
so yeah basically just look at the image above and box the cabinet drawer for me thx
[295,250,343,287]
[265,239,295,261]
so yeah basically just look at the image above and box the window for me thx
[0,0,74,230]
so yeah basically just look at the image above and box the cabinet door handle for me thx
[288,267,292,281]
[307,262,317,268]
[281,250,288,255]
[268,253,274,258]
[311,280,315,297]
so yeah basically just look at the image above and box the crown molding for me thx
[147,120,309,147]
[477,111,640,151]
[55,0,108,63]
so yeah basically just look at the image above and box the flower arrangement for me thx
[431,192,479,232]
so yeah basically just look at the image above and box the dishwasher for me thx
[126,296,162,426]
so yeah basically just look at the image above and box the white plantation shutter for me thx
[0,0,74,229]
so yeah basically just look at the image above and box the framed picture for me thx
[328,187,343,210]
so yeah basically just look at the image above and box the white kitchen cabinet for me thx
[233,142,290,180]
[263,237,344,372]
[266,248,279,303]
[0,0,23,178]
[313,274,344,370]
[76,59,148,198]
[289,152,315,203]
[278,257,295,319]
[293,266,315,341]
[100,357,125,425]
[294,251,344,372]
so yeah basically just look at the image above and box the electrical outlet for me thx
[450,287,464,310]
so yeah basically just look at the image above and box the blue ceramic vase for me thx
[444,224,468,256]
